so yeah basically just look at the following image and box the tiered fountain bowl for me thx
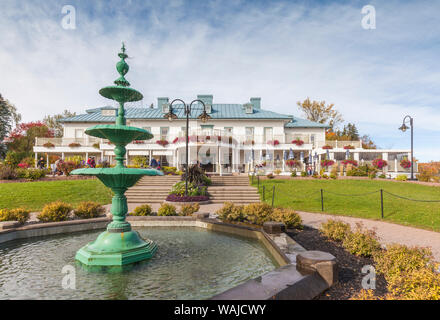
[71,44,163,270]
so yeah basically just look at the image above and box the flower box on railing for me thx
[320,159,335,167]
[322,145,333,149]
[172,137,179,144]
[43,142,55,148]
[68,142,81,148]
[343,145,355,149]
[341,159,358,167]
[372,158,388,169]
[156,139,169,147]
[267,140,280,146]
[133,140,145,144]
[291,139,304,146]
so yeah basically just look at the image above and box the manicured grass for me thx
[0,180,113,211]
[251,178,440,232]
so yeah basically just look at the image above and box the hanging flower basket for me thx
[341,159,358,167]
[400,159,411,169]
[285,160,300,167]
[372,158,388,169]
[322,145,333,149]
[343,145,355,149]
[156,139,169,147]
[43,142,55,148]
[68,142,81,148]
[320,159,335,167]
[291,139,304,146]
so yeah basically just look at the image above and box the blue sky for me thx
[0,0,439,161]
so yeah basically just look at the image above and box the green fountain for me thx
[71,43,163,269]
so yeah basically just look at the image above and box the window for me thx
[75,129,84,139]
[310,134,316,147]
[201,125,214,135]
[264,127,273,142]
[143,127,152,140]
[160,127,169,140]
[245,127,254,142]
[224,127,233,136]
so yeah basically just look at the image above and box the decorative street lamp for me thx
[164,99,211,196]
[398,115,414,180]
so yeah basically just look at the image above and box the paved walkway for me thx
[296,210,440,262]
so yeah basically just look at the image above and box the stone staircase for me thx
[126,175,181,203]
[208,175,261,204]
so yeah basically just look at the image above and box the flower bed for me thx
[285,159,300,167]
[372,158,388,169]
[165,194,209,202]
[267,140,280,146]
[341,159,358,167]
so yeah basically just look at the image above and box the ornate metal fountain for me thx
[71,44,162,269]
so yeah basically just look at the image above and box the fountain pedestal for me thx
[71,44,162,269]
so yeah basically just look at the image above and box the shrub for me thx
[170,181,207,197]
[301,171,307,177]
[342,223,381,257]
[395,174,407,181]
[58,161,77,176]
[201,175,212,186]
[319,219,351,242]
[373,244,434,283]
[215,202,246,222]
[350,289,382,300]
[38,201,72,222]
[290,170,297,177]
[0,166,17,180]
[346,164,377,177]
[368,172,376,179]
[274,169,281,175]
[179,203,200,216]
[23,168,46,180]
[379,173,386,179]
[271,207,302,229]
[372,158,388,169]
[266,173,274,179]
[157,203,177,216]
[0,208,30,224]
[130,204,153,216]
[243,202,273,225]
[74,201,105,219]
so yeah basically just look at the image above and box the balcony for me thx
[317,140,362,149]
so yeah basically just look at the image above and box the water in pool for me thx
[0,227,277,299]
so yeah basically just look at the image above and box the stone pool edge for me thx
[0,215,337,300]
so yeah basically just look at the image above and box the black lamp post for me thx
[398,115,414,180]
[164,99,211,196]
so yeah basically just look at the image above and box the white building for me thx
[33,94,414,176]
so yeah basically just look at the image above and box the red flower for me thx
[320,159,335,167]
[322,145,333,149]
[400,159,411,169]
[291,139,304,146]
[341,159,358,167]
[343,145,355,149]
[372,158,388,169]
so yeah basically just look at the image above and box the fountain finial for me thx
[115,42,130,87]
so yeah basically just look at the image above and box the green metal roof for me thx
[60,104,327,128]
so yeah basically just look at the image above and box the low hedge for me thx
[130,204,153,216]
[73,201,105,219]
[319,219,351,242]
[216,202,302,229]
[158,203,177,216]
[37,201,72,222]
[0,208,30,224]
[179,203,200,216]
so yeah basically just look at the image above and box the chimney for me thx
[250,97,261,109]
[158,97,169,113]
[197,94,213,113]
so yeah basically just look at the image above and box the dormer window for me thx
[162,103,170,114]
[101,109,116,116]
[205,104,212,114]
[244,103,253,114]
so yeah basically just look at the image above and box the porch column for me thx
[395,158,398,173]
[35,152,38,168]
[382,152,388,172]
[318,154,322,172]
[282,150,286,172]
[62,152,65,160]
[46,154,49,168]
[354,152,359,161]
[231,146,236,173]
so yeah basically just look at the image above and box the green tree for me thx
[0,94,21,158]
[297,98,343,130]
[43,110,76,137]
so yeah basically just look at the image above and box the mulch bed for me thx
[287,226,388,300]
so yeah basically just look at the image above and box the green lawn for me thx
[251,178,440,232]
[0,180,113,211]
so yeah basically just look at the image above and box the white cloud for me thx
[0,0,439,161]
